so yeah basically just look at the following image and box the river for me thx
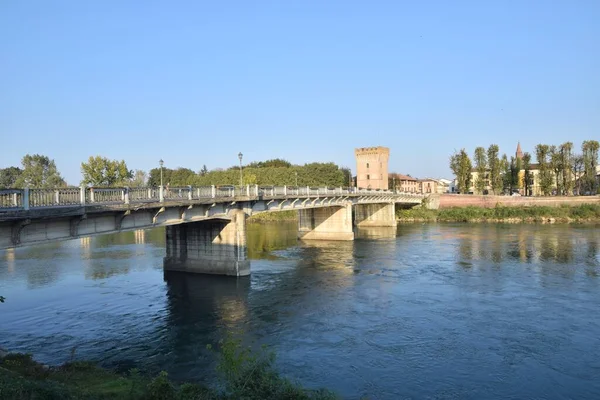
[1,222,599,399]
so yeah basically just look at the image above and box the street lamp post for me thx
[238,152,243,187]
[393,177,396,193]
[295,171,298,187]
[159,159,164,202]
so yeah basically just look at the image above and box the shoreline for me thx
[0,342,337,399]
[396,204,600,224]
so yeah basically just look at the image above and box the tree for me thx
[572,154,585,195]
[81,156,133,187]
[130,170,148,187]
[549,145,563,195]
[501,154,511,193]
[170,168,196,186]
[535,144,553,196]
[487,144,502,195]
[582,140,599,195]
[449,149,472,193]
[200,165,208,176]
[0,167,23,188]
[473,147,487,194]
[559,142,573,195]
[15,154,65,188]
[511,156,522,192]
[522,152,532,196]
[246,159,292,168]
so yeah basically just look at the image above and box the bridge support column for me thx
[163,210,250,276]
[297,203,354,241]
[354,203,397,227]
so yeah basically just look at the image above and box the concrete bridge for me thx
[0,185,424,276]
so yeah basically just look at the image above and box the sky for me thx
[1,0,599,185]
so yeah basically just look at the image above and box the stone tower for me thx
[516,142,523,160]
[354,146,390,189]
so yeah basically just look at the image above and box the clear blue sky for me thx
[1,0,598,185]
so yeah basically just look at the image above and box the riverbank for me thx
[0,338,337,400]
[397,204,600,223]
[247,210,298,222]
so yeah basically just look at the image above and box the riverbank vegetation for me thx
[450,140,599,196]
[1,155,352,189]
[397,204,600,223]
[0,336,337,400]
[247,210,298,223]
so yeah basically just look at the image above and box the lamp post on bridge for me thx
[393,177,396,193]
[238,152,243,187]
[159,159,164,202]
[295,171,298,187]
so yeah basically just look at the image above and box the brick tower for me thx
[354,146,390,189]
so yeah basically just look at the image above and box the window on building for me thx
[367,174,370,180]
[366,163,370,168]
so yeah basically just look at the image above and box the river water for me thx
[1,222,599,399]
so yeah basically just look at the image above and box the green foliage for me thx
[148,167,199,186]
[81,156,133,187]
[0,336,337,400]
[535,144,553,196]
[146,371,176,400]
[449,149,472,193]
[487,145,502,195]
[0,167,23,188]
[522,153,532,196]
[246,159,292,168]
[196,163,346,187]
[582,140,599,194]
[248,211,298,223]
[15,154,65,188]
[397,204,600,222]
[501,154,510,193]
[473,147,487,194]
[210,334,336,400]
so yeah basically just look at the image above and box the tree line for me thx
[0,155,352,189]
[449,140,599,196]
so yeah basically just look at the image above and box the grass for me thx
[247,210,298,223]
[0,336,337,400]
[397,203,600,223]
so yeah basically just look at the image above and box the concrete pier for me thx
[164,210,250,276]
[354,203,397,227]
[297,203,354,241]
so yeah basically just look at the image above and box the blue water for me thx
[1,223,599,399]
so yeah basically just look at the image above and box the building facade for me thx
[355,146,390,189]
[418,178,439,194]
[395,174,418,193]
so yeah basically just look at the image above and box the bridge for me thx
[0,185,424,276]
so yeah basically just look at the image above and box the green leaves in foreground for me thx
[0,335,337,400]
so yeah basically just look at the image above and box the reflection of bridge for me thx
[0,185,424,276]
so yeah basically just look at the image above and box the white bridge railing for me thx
[0,185,424,211]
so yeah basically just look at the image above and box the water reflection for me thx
[2,223,600,399]
[247,221,297,259]
[355,226,397,239]
[454,224,599,268]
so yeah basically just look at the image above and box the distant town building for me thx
[355,146,389,189]
[395,174,418,193]
[418,178,439,194]
[437,178,452,193]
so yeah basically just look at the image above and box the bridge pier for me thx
[163,210,250,276]
[354,203,397,227]
[297,203,354,241]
